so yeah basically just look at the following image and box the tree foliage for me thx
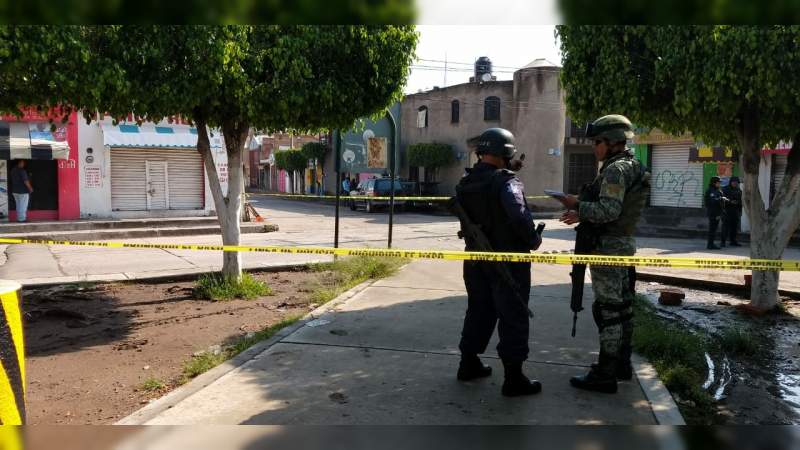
[407,143,455,169]
[0,0,415,25]
[301,141,328,162]
[557,26,800,148]
[557,0,800,24]
[274,149,307,173]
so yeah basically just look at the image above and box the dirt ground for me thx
[21,268,328,425]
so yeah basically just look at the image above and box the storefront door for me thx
[145,160,168,210]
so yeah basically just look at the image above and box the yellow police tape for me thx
[0,238,797,272]
[253,193,553,201]
[0,281,24,426]
[0,426,22,450]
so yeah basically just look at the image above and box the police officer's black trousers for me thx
[459,261,531,364]
[722,211,740,244]
[707,216,721,247]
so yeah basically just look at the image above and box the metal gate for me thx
[650,144,703,208]
[566,150,597,195]
[111,148,203,211]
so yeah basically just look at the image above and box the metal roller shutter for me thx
[166,149,204,210]
[771,154,788,199]
[111,148,204,211]
[111,149,148,211]
[650,144,703,208]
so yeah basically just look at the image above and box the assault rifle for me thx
[447,197,540,318]
[570,222,596,337]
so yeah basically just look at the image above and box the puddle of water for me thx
[777,373,800,408]
[714,357,731,401]
[703,353,715,390]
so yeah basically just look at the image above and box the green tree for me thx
[1,25,417,280]
[557,0,800,24]
[274,149,308,194]
[407,143,455,184]
[557,25,800,310]
[0,0,415,24]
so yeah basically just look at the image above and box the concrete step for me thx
[1,222,278,242]
[0,217,222,234]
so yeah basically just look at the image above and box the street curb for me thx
[115,273,381,425]
[637,271,800,300]
[632,354,686,425]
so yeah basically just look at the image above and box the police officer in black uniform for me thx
[455,128,543,397]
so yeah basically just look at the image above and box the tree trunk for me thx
[193,113,248,281]
[736,107,800,310]
[220,121,248,280]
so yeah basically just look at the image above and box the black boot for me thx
[707,243,720,250]
[457,354,492,381]
[590,362,632,381]
[501,361,542,396]
[571,355,618,393]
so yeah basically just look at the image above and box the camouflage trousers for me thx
[589,236,636,373]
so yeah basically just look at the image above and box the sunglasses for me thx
[593,139,605,146]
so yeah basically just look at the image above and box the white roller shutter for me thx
[650,144,703,208]
[166,149,204,209]
[111,149,148,211]
[771,154,788,198]
[112,148,204,211]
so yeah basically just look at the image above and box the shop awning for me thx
[101,124,223,148]
[0,121,70,160]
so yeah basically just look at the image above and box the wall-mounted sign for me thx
[689,144,737,163]
[367,137,388,168]
[84,165,102,188]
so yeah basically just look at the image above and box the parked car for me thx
[349,178,407,213]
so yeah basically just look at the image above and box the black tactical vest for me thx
[456,163,529,252]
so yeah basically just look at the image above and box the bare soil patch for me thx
[22,268,327,424]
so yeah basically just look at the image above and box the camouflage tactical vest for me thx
[582,150,650,237]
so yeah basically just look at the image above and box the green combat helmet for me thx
[585,114,635,142]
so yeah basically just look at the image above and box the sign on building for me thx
[367,137,388,168]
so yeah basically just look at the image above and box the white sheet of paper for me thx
[544,189,567,199]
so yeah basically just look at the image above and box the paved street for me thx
[2,195,799,293]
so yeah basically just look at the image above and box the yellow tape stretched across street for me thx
[252,193,554,201]
[0,238,798,272]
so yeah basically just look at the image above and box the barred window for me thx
[484,96,500,121]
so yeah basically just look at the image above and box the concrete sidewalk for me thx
[120,260,681,425]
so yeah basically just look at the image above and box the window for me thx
[484,96,500,121]
[417,106,428,128]
[451,100,460,124]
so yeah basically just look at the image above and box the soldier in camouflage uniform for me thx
[556,115,650,394]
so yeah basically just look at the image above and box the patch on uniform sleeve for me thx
[603,183,624,199]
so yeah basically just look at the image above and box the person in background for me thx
[705,176,728,250]
[341,175,351,194]
[721,176,743,247]
[10,160,33,223]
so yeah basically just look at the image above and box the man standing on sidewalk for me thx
[721,176,742,247]
[10,160,33,222]
[557,115,650,394]
[705,176,727,250]
[455,128,543,397]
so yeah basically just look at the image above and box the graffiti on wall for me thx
[653,169,701,207]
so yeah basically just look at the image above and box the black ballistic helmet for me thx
[710,176,721,185]
[475,128,516,159]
